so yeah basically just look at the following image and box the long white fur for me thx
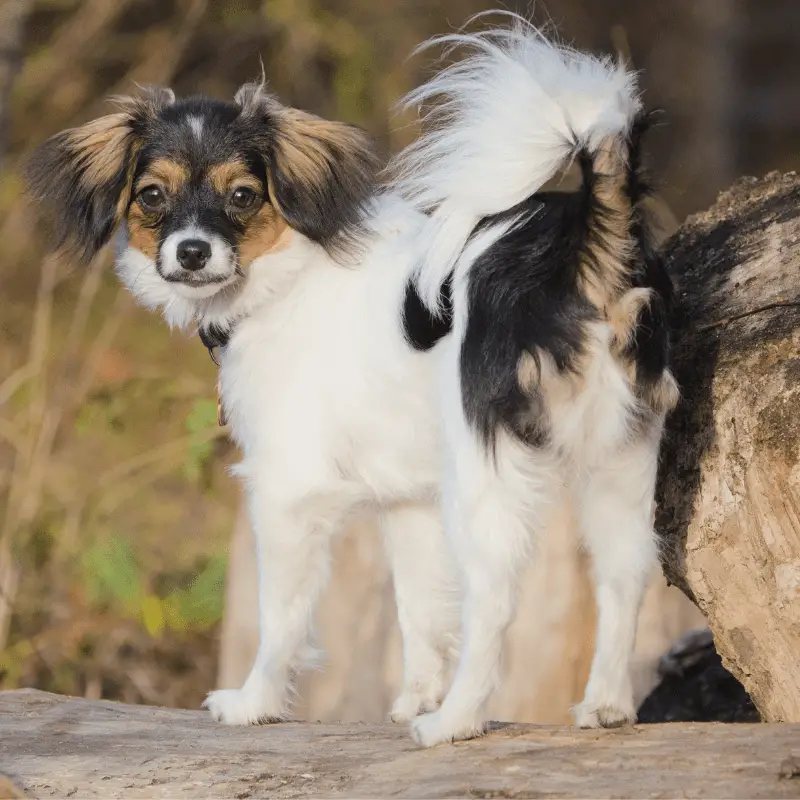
[116,193,461,727]
[391,14,666,747]
[392,11,641,311]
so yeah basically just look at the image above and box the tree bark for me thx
[658,171,800,723]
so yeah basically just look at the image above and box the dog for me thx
[389,14,679,746]
[26,81,461,727]
[27,14,677,746]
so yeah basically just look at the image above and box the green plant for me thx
[81,534,226,638]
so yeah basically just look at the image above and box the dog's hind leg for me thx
[411,421,558,746]
[571,428,662,729]
[382,500,461,723]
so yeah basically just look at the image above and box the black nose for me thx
[177,239,211,271]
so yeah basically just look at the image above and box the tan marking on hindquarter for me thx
[208,160,262,196]
[579,137,634,311]
[517,348,585,414]
[513,138,678,431]
[516,315,677,447]
[647,370,680,414]
[607,288,680,414]
[238,203,292,265]
[126,204,160,259]
[608,288,653,354]
[135,158,189,195]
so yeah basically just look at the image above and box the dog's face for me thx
[27,84,378,312]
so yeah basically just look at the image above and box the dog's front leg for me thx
[205,478,346,725]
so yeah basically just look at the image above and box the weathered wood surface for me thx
[658,171,800,722]
[1,690,799,799]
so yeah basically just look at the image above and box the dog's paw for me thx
[389,686,442,724]
[410,709,486,747]
[573,699,636,729]
[203,688,286,726]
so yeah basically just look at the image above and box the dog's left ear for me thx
[236,83,379,256]
[26,87,175,262]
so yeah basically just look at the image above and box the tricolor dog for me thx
[28,14,676,747]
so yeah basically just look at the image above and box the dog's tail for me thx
[392,12,643,312]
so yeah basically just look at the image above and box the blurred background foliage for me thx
[0,0,798,708]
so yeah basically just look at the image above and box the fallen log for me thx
[1,689,799,799]
[657,171,800,722]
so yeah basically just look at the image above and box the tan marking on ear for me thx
[126,204,160,259]
[270,109,372,203]
[65,110,147,237]
[136,158,189,195]
[208,160,262,196]
[63,89,175,191]
[238,203,292,265]
[66,112,135,187]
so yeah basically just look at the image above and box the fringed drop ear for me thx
[236,82,379,258]
[26,87,175,262]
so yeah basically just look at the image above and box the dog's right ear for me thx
[26,87,175,262]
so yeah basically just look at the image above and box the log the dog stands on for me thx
[2,168,799,797]
[0,689,799,798]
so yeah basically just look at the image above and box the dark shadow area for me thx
[637,629,759,723]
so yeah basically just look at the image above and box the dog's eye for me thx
[230,187,257,211]
[138,185,166,212]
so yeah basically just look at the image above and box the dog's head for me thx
[27,84,378,321]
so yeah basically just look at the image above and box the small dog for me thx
[27,82,461,726]
[390,14,679,746]
[27,13,677,746]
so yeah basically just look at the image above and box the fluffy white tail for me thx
[392,12,642,311]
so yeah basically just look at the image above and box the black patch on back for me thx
[459,112,672,452]
[402,273,453,351]
[460,191,599,451]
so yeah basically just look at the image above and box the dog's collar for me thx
[198,323,234,426]
[198,323,233,366]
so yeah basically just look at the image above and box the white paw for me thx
[410,709,486,747]
[573,699,636,729]
[203,688,287,726]
[389,687,442,724]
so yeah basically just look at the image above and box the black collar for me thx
[198,323,232,366]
